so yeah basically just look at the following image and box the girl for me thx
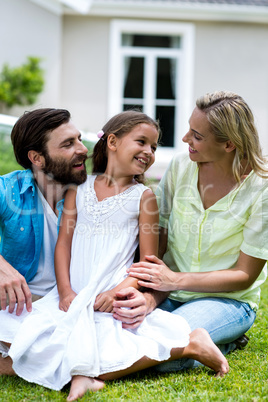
[0,111,228,401]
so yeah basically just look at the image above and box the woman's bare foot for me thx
[186,328,229,377]
[67,375,105,401]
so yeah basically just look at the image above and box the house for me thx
[1,0,268,176]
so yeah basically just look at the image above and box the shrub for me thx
[0,56,44,112]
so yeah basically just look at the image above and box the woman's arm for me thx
[94,188,160,313]
[128,251,266,293]
[54,187,78,311]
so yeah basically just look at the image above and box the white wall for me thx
[194,21,268,154]
[61,16,110,132]
[0,0,62,116]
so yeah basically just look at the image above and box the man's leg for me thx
[155,297,255,372]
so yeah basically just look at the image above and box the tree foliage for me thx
[0,56,44,109]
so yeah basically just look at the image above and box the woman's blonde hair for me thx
[196,90,268,181]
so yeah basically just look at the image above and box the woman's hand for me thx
[127,255,177,292]
[94,289,117,313]
[59,289,77,312]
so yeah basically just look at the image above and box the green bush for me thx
[0,56,44,111]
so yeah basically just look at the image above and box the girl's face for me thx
[182,107,228,163]
[115,123,159,175]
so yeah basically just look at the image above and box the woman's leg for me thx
[156,297,255,372]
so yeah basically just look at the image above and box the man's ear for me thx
[28,150,45,168]
[107,134,117,151]
[225,140,236,153]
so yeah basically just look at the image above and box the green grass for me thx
[0,279,267,401]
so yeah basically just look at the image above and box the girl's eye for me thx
[137,139,144,144]
[151,146,157,153]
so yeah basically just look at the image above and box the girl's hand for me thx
[128,255,177,292]
[59,289,77,312]
[94,289,116,313]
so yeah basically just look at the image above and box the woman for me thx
[128,90,268,370]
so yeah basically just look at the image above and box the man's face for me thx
[42,121,88,185]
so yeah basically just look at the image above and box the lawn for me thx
[0,278,267,401]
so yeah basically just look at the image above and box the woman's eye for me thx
[194,134,202,141]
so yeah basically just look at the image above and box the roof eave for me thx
[65,1,268,24]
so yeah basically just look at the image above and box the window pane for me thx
[156,58,176,100]
[122,34,181,48]
[123,57,144,99]
[156,106,175,147]
[123,104,143,112]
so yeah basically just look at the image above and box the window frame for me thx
[108,19,195,165]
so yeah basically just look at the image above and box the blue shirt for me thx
[0,169,64,282]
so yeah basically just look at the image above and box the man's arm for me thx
[112,287,169,329]
[0,255,32,316]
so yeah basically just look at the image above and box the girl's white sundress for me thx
[0,175,190,390]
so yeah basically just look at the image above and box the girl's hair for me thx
[91,110,161,183]
[196,90,268,181]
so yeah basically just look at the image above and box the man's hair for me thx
[11,108,71,169]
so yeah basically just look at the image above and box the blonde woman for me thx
[125,91,268,371]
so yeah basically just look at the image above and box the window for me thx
[108,20,195,168]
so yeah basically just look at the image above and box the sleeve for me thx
[241,184,268,260]
[155,155,179,229]
[0,176,7,220]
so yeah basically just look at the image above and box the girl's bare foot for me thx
[67,375,105,401]
[186,328,229,377]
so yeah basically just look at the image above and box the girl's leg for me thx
[100,328,228,381]
[67,376,105,401]
[156,297,255,372]
[67,328,228,401]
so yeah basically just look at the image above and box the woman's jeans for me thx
[155,297,256,372]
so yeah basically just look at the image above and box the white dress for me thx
[0,176,190,390]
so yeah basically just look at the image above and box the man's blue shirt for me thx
[0,169,64,282]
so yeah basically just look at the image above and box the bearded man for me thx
[0,108,88,317]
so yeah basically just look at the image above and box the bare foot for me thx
[187,328,229,377]
[67,375,105,401]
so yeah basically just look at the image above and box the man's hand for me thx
[0,256,32,316]
[112,287,154,329]
[94,289,117,313]
[59,289,77,312]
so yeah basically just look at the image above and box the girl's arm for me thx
[94,188,159,313]
[128,251,266,293]
[54,187,78,311]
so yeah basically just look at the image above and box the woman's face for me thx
[182,107,228,163]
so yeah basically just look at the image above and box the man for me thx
[0,108,88,317]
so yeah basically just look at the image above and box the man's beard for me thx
[42,152,88,185]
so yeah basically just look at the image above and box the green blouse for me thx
[156,153,268,311]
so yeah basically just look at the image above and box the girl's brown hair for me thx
[91,110,161,183]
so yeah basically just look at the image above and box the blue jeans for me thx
[155,297,256,372]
